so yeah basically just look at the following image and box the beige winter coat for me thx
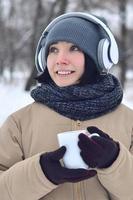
[0,102,133,200]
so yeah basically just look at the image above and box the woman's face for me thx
[47,41,85,87]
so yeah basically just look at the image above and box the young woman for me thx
[0,12,133,200]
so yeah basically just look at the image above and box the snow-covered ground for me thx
[0,75,133,126]
[0,80,33,125]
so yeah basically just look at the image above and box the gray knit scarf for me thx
[31,74,123,121]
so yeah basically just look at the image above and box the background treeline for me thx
[0,0,133,90]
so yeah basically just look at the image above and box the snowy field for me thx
[0,74,133,126]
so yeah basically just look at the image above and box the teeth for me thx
[57,70,73,75]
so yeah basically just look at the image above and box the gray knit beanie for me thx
[44,17,104,68]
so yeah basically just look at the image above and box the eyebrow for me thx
[50,42,58,46]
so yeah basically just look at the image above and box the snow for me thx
[0,81,33,125]
[0,74,133,126]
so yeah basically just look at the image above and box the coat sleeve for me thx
[0,116,57,200]
[97,126,133,199]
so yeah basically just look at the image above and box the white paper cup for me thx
[57,130,88,169]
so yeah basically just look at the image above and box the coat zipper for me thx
[73,182,86,200]
[72,120,86,200]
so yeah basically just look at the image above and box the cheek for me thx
[47,56,54,72]
[75,55,85,73]
[79,66,85,77]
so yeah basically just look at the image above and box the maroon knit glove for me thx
[78,126,120,169]
[40,146,97,185]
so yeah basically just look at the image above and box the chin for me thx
[55,81,75,87]
[57,83,80,87]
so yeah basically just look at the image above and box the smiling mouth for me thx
[56,70,75,75]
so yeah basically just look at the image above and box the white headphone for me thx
[35,12,119,74]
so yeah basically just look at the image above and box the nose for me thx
[56,51,70,65]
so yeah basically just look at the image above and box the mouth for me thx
[56,70,75,75]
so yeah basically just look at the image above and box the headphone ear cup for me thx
[97,38,113,72]
[35,34,48,73]
[37,47,46,73]
[37,49,44,72]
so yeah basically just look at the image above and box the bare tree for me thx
[25,0,69,90]
[0,1,5,77]
[118,0,128,88]
[25,0,44,91]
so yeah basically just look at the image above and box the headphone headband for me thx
[35,12,119,73]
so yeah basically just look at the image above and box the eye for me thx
[48,46,58,54]
[70,45,81,52]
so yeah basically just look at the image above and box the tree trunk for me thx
[25,0,43,91]
[25,0,69,91]
[119,0,128,88]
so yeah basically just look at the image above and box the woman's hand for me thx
[40,146,97,185]
[78,126,120,169]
